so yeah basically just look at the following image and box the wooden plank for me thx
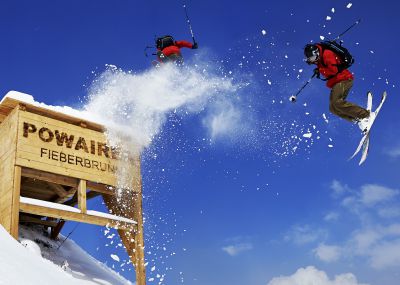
[10,166,22,238]
[54,188,77,203]
[21,183,56,196]
[77,180,87,214]
[17,143,121,173]
[47,183,68,197]
[0,96,104,132]
[20,190,55,201]
[51,220,66,239]
[19,202,136,230]
[21,167,79,187]
[17,157,118,186]
[19,215,58,227]
[18,110,109,141]
[0,107,19,235]
[87,182,115,195]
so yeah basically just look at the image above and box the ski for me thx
[358,91,387,165]
[359,133,370,165]
[349,91,373,160]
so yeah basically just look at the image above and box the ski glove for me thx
[192,42,198,49]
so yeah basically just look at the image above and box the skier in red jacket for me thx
[304,44,373,133]
[155,35,198,65]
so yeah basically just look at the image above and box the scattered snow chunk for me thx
[328,144,334,148]
[267,80,272,85]
[320,36,325,40]
[346,3,353,8]
[326,16,332,21]
[110,254,120,262]
[299,69,303,73]
[303,133,312,138]
[331,8,335,13]
[261,30,267,36]
[322,113,329,123]
[370,50,375,54]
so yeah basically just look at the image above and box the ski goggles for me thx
[305,55,318,63]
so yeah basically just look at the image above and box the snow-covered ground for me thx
[0,225,133,285]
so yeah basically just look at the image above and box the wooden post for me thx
[132,158,146,285]
[133,190,146,285]
[10,166,22,239]
[77,179,87,214]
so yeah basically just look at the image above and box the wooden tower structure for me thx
[0,92,146,284]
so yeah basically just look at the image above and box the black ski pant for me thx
[329,79,369,122]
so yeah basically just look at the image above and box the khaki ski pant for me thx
[329,79,369,121]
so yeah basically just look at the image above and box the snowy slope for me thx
[0,225,134,285]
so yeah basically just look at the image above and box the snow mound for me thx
[0,225,133,285]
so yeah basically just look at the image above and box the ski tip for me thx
[383,91,387,97]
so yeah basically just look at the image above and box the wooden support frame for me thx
[1,96,147,285]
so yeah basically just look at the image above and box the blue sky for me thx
[1,1,400,285]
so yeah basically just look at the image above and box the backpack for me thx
[319,40,354,72]
[156,35,175,50]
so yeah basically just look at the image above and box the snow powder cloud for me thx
[85,64,240,152]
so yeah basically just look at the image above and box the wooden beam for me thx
[47,183,68,197]
[19,215,58,227]
[19,202,136,231]
[21,167,133,196]
[10,166,22,239]
[87,181,115,195]
[54,188,77,204]
[22,167,78,188]
[51,220,66,239]
[77,180,87,214]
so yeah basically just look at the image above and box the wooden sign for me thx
[15,110,129,186]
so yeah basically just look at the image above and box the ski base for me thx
[349,91,387,165]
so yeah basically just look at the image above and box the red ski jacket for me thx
[316,44,354,88]
[159,40,193,57]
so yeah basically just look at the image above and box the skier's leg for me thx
[330,80,369,121]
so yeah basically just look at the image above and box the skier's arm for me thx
[318,50,339,77]
[175,40,194,49]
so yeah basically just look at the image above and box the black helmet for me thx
[156,35,175,50]
[304,44,319,64]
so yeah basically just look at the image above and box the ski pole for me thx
[56,223,79,251]
[182,2,196,44]
[334,19,361,41]
[289,72,317,103]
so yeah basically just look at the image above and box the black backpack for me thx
[156,35,175,50]
[319,40,354,72]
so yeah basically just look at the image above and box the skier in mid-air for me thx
[303,43,374,133]
[155,35,198,65]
